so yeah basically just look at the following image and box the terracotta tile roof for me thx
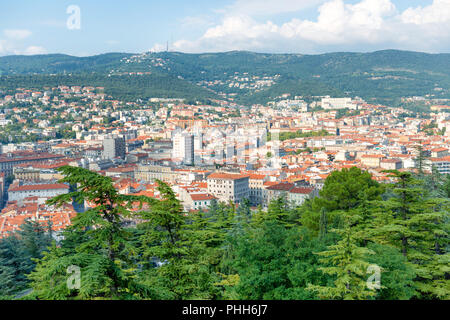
[431,147,448,152]
[207,173,249,180]
[9,183,69,192]
[248,174,266,180]
[190,193,216,201]
[266,182,294,191]
[290,187,315,194]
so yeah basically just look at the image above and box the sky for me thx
[0,0,449,56]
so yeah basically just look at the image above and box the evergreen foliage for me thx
[0,166,447,300]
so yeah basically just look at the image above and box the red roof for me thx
[431,156,450,162]
[9,183,69,192]
[266,182,294,191]
[207,173,249,180]
[290,187,314,194]
[190,194,216,201]
[248,174,266,180]
[361,154,385,158]
[431,148,448,152]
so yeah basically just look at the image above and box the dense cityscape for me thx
[0,0,449,306]
[1,87,449,236]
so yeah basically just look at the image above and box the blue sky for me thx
[0,0,449,56]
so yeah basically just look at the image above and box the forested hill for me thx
[0,53,133,74]
[0,50,449,104]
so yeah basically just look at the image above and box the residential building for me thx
[207,172,250,204]
[103,135,126,159]
[380,159,403,170]
[361,154,385,168]
[173,133,194,165]
[8,182,69,202]
[266,182,318,207]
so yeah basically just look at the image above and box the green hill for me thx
[0,50,449,104]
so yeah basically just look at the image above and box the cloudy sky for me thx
[0,0,449,56]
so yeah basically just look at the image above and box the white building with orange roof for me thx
[207,172,250,204]
[8,182,69,202]
[429,156,450,175]
[431,147,449,158]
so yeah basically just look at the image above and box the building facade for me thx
[8,183,69,202]
[103,135,126,160]
[173,133,194,165]
[207,173,250,204]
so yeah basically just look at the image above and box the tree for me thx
[319,208,328,240]
[28,166,156,299]
[423,166,446,198]
[0,220,53,298]
[366,243,416,300]
[414,143,428,175]
[370,170,450,299]
[137,180,221,300]
[221,220,331,300]
[0,253,16,299]
[301,167,384,233]
[307,214,378,300]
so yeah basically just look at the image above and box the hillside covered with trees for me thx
[0,50,449,104]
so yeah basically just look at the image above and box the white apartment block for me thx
[321,97,356,110]
[8,183,69,202]
[173,133,194,165]
[207,173,250,204]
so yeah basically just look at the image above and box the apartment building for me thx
[361,154,385,168]
[8,182,69,202]
[430,156,450,175]
[380,159,402,170]
[266,182,318,207]
[248,174,267,206]
[0,152,65,177]
[321,97,356,110]
[103,135,126,160]
[172,133,194,165]
[207,173,250,204]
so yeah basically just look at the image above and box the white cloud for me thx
[171,15,281,52]
[23,46,47,55]
[0,40,13,55]
[150,43,167,52]
[4,29,32,40]
[157,0,450,53]
[0,28,47,56]
[401,0,450,25]
[278,0,397,44]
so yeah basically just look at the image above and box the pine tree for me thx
[138,180,221,299]
[28,166,157,300]
[371,170,449,299]
[301,167,384,233]
[0,220,53,298]
[0,253,16,298]
[267,196,290,224]
[307,215,378,300]
[414,143,428,175]
[319,208,328,240]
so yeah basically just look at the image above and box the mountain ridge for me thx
[0,50,449,104]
